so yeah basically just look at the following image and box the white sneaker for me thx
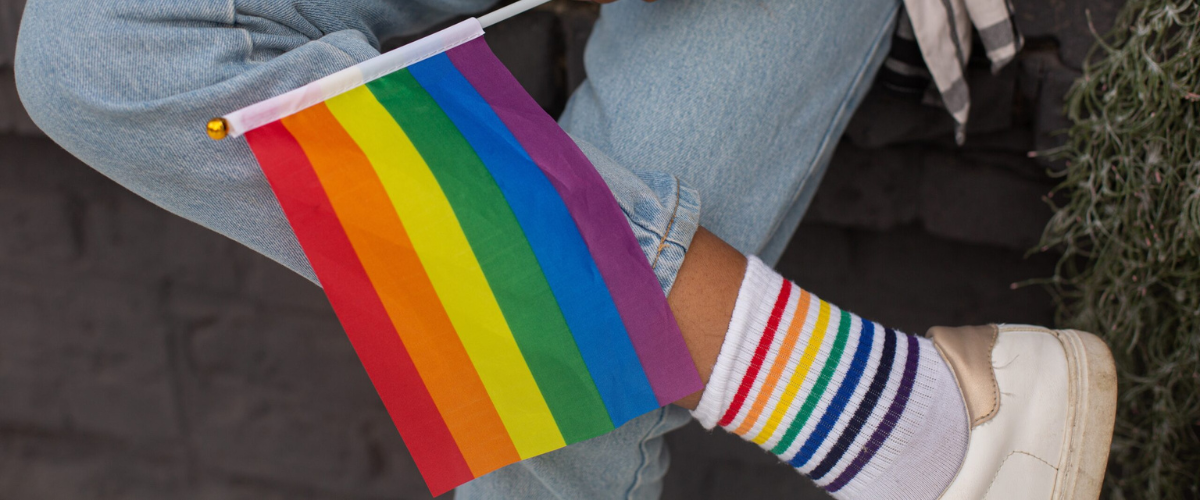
[928,324,1118,499]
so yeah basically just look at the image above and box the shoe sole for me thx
[999,326,1118,500]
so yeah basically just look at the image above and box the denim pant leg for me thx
[15,0,698,286]
[15,1,702,498]
[16,0,505,283]
[561,0,902,265]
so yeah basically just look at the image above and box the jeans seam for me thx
[229,0,249,57]
[623,408,671,500]
[650,177,682,271]
[756,2,902,253]
[624,217,665,246]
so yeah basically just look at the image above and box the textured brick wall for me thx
[1,135,434,499]
[0,0,1120,498]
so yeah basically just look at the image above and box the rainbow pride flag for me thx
[217,19,701,495]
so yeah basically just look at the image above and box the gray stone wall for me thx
[0,0,1120,498]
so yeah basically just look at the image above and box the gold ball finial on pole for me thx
[206,117,229,140]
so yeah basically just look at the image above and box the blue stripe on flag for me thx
[408,53,659,426]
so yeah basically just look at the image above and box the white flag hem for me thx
[221,18,484,138]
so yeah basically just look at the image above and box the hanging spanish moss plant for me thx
[1037,0,1199,498]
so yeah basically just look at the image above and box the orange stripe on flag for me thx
[282,104,520,476]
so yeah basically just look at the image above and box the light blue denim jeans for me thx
[15,0,899,497]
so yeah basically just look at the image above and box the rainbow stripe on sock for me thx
[239,35,701,495]
[705,264,921,494]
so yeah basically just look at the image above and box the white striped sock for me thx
[692,256,969,500]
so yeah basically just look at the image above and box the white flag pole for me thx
[478,0,554,28]
[206,0,552,139]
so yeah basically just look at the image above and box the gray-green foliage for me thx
[1038,0,1199,497]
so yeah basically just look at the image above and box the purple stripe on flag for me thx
[446,38,702,405]
[825,334,920,493]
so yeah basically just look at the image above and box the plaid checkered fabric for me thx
[880,0,1023,143]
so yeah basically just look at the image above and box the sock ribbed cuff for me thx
[690,256,969,500]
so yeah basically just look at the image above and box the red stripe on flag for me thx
[716,280,792,427]
[246,121,473,495]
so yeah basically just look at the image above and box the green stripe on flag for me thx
[367,70,612,443]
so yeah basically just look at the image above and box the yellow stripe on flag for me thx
[326,86,565,458]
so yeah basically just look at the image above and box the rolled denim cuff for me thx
[572,137,701,296]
